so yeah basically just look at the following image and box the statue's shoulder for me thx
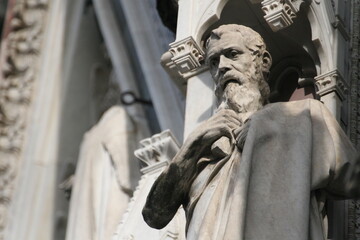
[254,99,323,120]
[265,99,322,110]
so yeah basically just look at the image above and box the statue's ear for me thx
[262,50,272,73]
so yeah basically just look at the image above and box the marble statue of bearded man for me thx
[142,24,359,240]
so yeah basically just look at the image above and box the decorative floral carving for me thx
[0,0,49,237]
[314,70,348,101]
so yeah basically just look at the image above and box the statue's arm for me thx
[312,100,360,198]
[142,109,241,229]
[142,139,200,229]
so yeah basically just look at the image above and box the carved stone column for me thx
[314,70,348,119]
[113,130,186,240]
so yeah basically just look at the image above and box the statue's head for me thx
[205,24,272,112]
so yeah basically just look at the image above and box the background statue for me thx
[143,24,359,240]
[66,106,142,240]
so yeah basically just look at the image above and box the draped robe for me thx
[66,106,141,240]
[145,99,358,240]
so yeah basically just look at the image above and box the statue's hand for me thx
[143,111,240,229]
[234,118,251,151]
[181,109,241,160]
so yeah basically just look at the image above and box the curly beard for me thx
[218,81,263,113]
[216,65,269,114]
[215,60,269,114]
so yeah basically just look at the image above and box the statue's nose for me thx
[218,55,231,75]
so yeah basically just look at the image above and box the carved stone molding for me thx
[135,130,180,174]
[314,70,348,101]
[161,37,207,92]
[0,0,49,237]
[254,0,305,32]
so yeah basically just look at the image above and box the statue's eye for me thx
[229,50,239,58]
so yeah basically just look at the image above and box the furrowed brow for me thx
[207,46,242,61]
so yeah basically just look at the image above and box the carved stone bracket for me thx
[161,37,207,93]
[135,130,180,174]
[169,37,204,74]
[113,130,185,240]
[314,70,348,100]
[251,0,305,32]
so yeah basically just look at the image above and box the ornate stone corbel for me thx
[135,130,180,174]
[169,37,204,74]
[314,69,348,100]
[251,0,306,32]
[161,37,207,93]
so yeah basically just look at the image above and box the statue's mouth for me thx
[222,79,239,91]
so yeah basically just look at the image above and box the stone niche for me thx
[157,0,354,239]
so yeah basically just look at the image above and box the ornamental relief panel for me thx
[0,0,49,237]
